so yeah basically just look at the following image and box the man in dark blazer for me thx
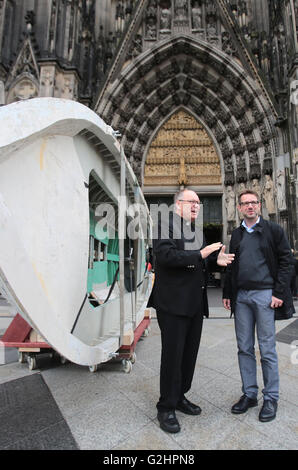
[148,188,234,433]
[223,189,295,422]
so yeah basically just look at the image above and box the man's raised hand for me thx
[216,245,235,267]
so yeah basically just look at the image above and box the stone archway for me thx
[98,35,278,234]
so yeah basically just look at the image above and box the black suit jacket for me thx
[148,212,214,318]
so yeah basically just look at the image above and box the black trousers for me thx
[156,310,204,412]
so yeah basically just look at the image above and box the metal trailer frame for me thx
[1,312,151,373]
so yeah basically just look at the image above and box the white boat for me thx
[0,98,153,370]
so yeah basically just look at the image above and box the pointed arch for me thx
[143,107,222,188]
[98,35,277,193]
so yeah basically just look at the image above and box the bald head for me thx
[175,189,200,222]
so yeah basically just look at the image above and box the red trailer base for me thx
[1,313,152,373]
[1,313,55,369]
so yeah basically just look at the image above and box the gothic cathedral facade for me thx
[0,0,297,247]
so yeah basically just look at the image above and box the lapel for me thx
[172,212,203,250]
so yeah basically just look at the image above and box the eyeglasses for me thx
[239,201,259,207]
[178,200,201,206]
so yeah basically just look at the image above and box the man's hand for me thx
[216,245,235,266]
[223,298,231,310]
[271,296,283,308]
[200,242,223,259]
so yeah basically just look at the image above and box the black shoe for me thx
[157,410,180,433]
[231,395,258,414]
[176,397,202,415]
[259,399,278,422]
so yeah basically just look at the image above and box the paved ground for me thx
[0,289,297,451]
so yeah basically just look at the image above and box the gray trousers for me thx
[235,289,279,401]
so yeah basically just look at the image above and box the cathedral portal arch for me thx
[98,35,278,231]
[142,106,223,188]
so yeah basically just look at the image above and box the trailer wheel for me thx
[18,351,27,363]
[60,356,68,365]
[122,359,132,373]
[130,352,136,364]
[89,364,98,373]
[27,355,37,371]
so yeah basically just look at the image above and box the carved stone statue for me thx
[146,17,157,39]
[192,1,202,29]
[174,0,188,21]
[207,21,217,36]
[251,178,261,199]
[263,174,275,214]
[225,185,236,221]
[178,157,187,185]
[160,7,171,30]
[237,182,246,197]
[276,169,287,211]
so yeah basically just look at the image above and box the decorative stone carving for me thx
[220,140,232,159]
[224,157,235,186]
[249,162,261,180]
[174,0,188,26]
[225,185,236,221]
[237,182,246,198]
[145,19,157,39]
[233,135,245,155]
[40,66,55,97]
[126,34,143,60]
[160,5,171,31]
[207,20,217,37]
[263,174,276,214]
[144,109,221,186]
[8,37,39,85]
[236,163,248,183]
[205,0,217,18]
[222,31,237,57]
[263,155,273,175]
[246,133,258,152]
[145,1,157,39]
[178,156,187,185]
[191,1,202,30]
[7,77,38,103]
[250,178,261,199]
[276,169,287,211]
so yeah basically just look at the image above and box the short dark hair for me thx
[238,189,259,204]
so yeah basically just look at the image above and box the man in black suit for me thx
[149,188,234,433]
